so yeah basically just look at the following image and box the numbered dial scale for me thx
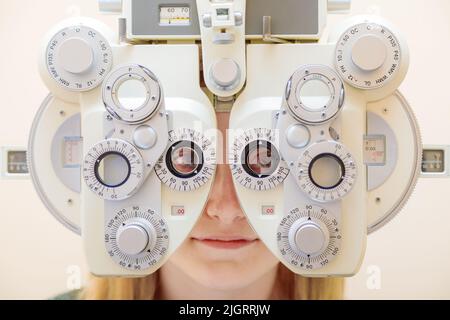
[296,141,357,202]
[286,65,344,125]
[103,65,162,123]
[46,25,112,91]
[105,206,169,271]
[155,128,216,191]
[335,22,402,89]
[230,128,290,191]
[277,205,342,270]
[83,139,144,200]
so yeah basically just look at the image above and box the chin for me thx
[171,240,280,291]
[191,260,260,291]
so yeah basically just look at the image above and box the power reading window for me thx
[7,151,28,174]
[1,147,29,179]
[159,6,191,26]
[216,8,230,20]
[364,135,386,166]
[421,146,450,178]
[63,136,83,168]
[422,149,445,173]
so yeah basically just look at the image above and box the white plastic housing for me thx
[35,18,216,276]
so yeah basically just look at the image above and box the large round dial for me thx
[155,128,216,191]
[83,139,145,200]
[230,128,290,191]
[285,65,345,125]
[105,206,169,271]
[45,25,112,91]
[335,22,402,89]
[296,141,357,202]
[277,205,341,270]
[103,65,162,124]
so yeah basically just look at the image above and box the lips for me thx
[192,236,258,249]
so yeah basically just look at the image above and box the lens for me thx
[117,78,148,111]
[297,78,331,111]
[94,152,131,188]
[242,140,280,178]
[166,141,203,178]
[308,153,345,189]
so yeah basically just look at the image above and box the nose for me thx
[204,164,246,225]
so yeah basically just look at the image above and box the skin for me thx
[158,113,284,300]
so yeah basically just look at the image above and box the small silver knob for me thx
[117,222,155,256]
[289,220,330,257]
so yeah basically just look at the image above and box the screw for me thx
[106,115,113,121]
[383,108,389,113]
[151,96,156,101]
[120,129,125,134]
[376,197,381,203]
[147,163,152,168]
[59,110,66,116]
[282,110,287,115]
[290,162,294,167]
[67,199,73,205]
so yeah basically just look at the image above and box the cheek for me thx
[168,239,279,290]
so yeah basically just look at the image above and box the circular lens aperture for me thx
[166,141,204,178]
[308,153,345,190]
[94,151,131,188]
[242,140,280,178]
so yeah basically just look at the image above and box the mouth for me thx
[191,236,259,249]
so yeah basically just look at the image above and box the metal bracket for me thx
[214,95,236,113]
[262,16,289,44]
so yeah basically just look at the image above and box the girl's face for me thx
[164,113,279,291]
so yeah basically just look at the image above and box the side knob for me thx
[277,205,341,270]
[116,220,156,256]
[44,25,113,91]
[58,38,94,74]
[351,34,387,72]
[105,207,169,271]
[335,22,404,89]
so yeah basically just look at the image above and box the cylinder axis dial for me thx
[45,25,112,91]
[83,139,145,200]
[286,65,345,125]
[277,205,342,270]
[103,65,162,124]
[105,206,169,271]
[155,128,216,191]
[296,141,357,202]
[230,128,290,191]
[335,22,402,89]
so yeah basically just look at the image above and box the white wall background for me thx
[0,0,449,299]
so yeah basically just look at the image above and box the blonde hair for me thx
[81,264,344,300]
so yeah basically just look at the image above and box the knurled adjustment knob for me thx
[58,37,94,74]
[351,34,387,71]
[116,221,156,256]
[210,58,241,90]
